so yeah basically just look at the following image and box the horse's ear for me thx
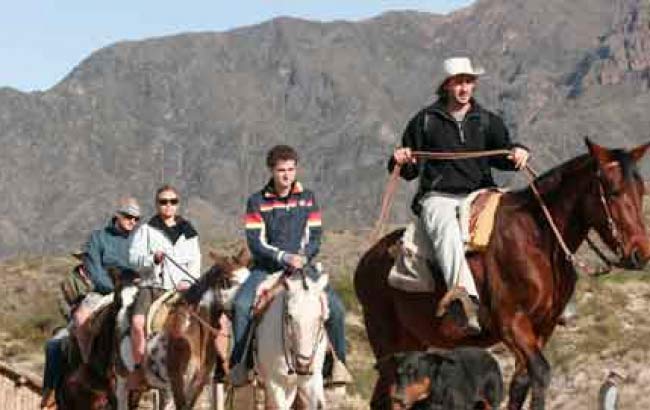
[629,141,650,163]
[234,246,251,268]
[585,137,613,165]
[209,250,228,267]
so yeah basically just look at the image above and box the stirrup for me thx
[326,360,353,386]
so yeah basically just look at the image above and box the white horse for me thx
[255,271,330,409]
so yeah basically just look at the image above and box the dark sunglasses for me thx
[158,198,179,206]
[120,213,140,221]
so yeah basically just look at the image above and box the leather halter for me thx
[524,162,629,275]
[281,271,326,375]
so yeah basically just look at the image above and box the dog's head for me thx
[389,350,455,410]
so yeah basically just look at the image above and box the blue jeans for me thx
[231,268,347,366]
[43,327,69,393]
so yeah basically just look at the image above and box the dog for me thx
[389,347,503,410]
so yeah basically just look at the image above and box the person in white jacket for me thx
[128,185,201,375]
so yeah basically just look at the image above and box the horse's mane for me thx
[532,154,593,196]
[183,265,223,304]
[510,148,640,202]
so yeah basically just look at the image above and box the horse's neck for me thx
[538,163,593,253]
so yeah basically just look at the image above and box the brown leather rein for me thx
[371,149,622,276]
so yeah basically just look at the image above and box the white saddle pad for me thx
[387,220,436,293]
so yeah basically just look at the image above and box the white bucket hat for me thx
[440,57,485,85]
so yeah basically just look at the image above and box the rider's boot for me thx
[438,286,481,334]
[329,359,353,385]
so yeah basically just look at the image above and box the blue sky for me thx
[0,1,474,92]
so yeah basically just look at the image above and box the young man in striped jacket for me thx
[231,144,349,383]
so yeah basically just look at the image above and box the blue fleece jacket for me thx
[83,218,137,294]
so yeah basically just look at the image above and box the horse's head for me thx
[182,246,252,307]
[585,138,650,269]
[284,271,330,375]
[209,246,252,279]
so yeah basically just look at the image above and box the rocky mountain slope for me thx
[1,0,649,258]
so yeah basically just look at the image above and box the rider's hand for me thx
[508,147,529,170]
[284,254,305,270]
[393,147,416,166]
[153,251,165,265]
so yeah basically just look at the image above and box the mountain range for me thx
[1,0,649,257]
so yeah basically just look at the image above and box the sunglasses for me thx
[120,213,140,222]
[158,198,179,206]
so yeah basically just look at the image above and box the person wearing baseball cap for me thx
[72,197,142,362]
[41,197,142,407]
[388,57,530,334]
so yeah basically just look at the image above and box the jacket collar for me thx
[427,98,483,122]
[262,180,303,199]
[148,215,198,244]
[106,217,130,238]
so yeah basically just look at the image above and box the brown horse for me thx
[58,303,117,409]
[114,248,250,410]
[354,139,650,410]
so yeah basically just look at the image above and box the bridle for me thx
[587,167,627,265]
[281,271,327,376]
[518,162,628,274]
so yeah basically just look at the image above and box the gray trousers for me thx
[420,192,479,298]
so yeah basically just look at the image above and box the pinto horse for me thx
[113,250,250,410]
[354,139,650,410]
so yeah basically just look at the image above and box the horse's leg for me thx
[370,358,396,410]
[507,359,531,410]
[115,375,130,410]
[158,389,175,410]
[529,331,554,410]
[183,369,212,409]
[505,313,551,410]
[167,335,191,409]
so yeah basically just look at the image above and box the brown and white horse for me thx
[114,250,250,410]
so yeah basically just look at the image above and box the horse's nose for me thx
[294,365,313,376]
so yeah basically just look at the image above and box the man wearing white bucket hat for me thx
[388,57,529,333]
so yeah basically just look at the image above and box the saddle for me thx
[388,189,503,293]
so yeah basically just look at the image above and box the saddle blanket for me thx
[387,189,503,293]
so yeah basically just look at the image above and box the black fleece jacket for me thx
[388,99,526,214]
